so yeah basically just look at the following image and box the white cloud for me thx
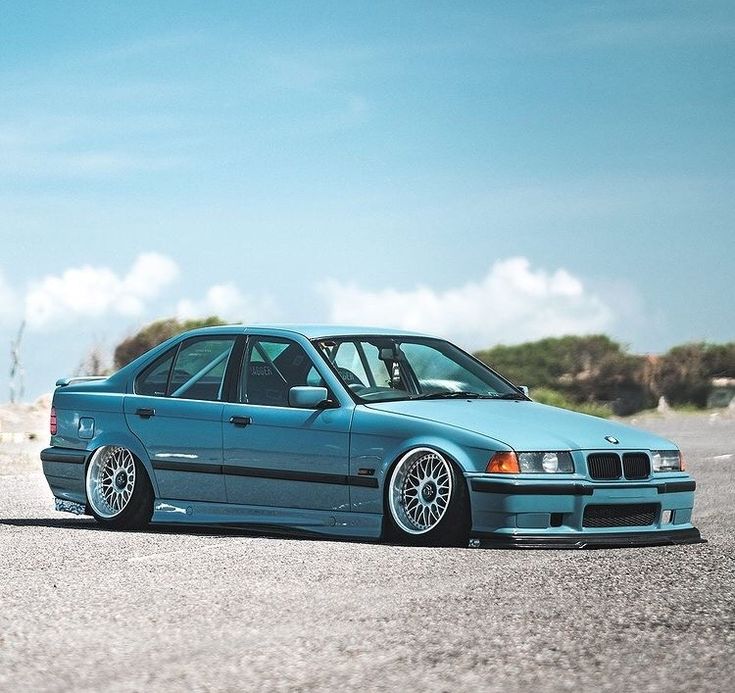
[318,257,614,349]
[176,283,278,323]
[24,253,179,330]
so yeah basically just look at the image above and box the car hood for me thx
[364,399,674,451]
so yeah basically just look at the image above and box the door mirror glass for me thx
[288,386,330,409]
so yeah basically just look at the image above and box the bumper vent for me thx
[623,453,650,480]
[587,453,622,480]
[583,503,658,528]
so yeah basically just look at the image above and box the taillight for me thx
[50,407,57,435]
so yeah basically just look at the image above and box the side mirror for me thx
[288,386,332,409]
[519,385,529,397]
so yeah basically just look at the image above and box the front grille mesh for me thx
[587,453,622,480]
[583,503,658,528]
[623,453,650,480]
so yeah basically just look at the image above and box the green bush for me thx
[530,387,612,419]
[655,342,735,407]
[475,335,650,414]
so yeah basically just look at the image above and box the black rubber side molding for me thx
[40,447,87,465]
[470,479,697,495]
[150,460,379,488]
[471,480,593,495]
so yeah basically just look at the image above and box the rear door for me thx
[125,335,237,503]
[222,335,352,511]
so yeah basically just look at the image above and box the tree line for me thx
[475,335,735,415]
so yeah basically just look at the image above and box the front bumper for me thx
[467,474,700,548]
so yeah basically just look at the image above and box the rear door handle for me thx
[229,416,252,427]
[136,408,155,418]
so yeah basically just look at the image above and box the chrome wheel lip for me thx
[388,447,453,535]
[85,446,136,519]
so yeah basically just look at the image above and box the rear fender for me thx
[84,431,159,497]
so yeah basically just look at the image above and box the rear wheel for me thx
[85,446,153,529]
[386,447,470,546]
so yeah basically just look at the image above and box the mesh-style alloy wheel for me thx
[86,446,136,518]
[85,446,153,529]
[388,448,454,535]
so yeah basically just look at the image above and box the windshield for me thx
[314,336,524,403]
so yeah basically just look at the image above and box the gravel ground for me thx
[1,408,733,692]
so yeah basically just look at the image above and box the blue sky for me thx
[1,1,734,400]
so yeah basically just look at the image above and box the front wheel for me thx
[85,446,153,529]
[386,447,470,546]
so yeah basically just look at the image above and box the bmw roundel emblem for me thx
[605,435,619,444]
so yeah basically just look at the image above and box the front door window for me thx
[240,337,326,406]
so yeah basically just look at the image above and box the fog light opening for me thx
[550,512,563,528]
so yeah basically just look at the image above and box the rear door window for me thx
[168,338,236,401]
[135,338,235,401]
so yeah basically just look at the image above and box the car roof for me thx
[179,324,438,340]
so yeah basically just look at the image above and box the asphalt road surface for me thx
[1,411,733,692]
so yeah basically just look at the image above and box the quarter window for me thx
[135,349,175,397]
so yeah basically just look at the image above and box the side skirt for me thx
[152,499,384,540]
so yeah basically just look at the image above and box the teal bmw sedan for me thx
[41,325,700,548]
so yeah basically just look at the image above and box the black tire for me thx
[85,446,154,530]
[384,447,471,547]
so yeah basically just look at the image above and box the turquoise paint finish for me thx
[41,325,700,546]
[124,395,226,503]
[364,399,675,455]
[222,402,352,511]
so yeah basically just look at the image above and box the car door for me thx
[125,335,237,503]
[222,335,352,511]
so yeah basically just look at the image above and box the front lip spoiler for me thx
[471,527,703,549]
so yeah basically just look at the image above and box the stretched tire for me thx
[85,446,153,529]
[385,447,470,547]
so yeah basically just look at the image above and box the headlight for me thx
[517,451,574,473]
[651,450,682,472]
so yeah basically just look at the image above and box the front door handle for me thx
[229,416,252,427]
[136,408,155,418]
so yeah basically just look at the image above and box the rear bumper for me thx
[40,447,87,465]
[41,446,88,506]
[471,526,702,549]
